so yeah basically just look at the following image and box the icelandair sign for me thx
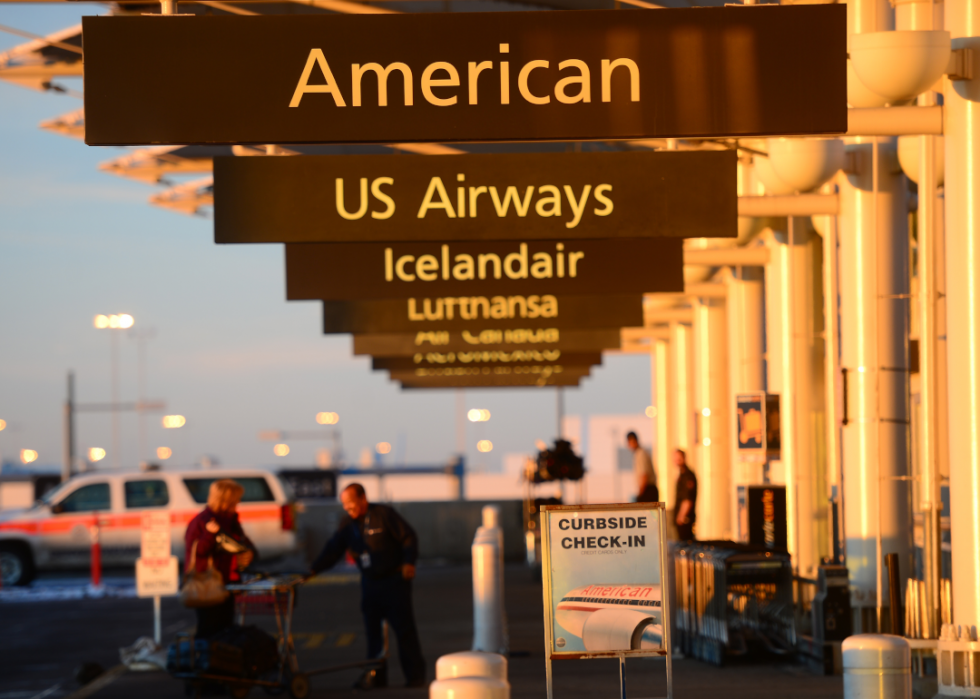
[81,6,846,146]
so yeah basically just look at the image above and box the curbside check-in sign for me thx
[216,151,735,243]
[81,7,845,146]
[540,504,672,696]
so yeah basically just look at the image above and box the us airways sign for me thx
[81,6,846,146]
[215,151,733,243]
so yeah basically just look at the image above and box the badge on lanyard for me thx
[360,513,371,568]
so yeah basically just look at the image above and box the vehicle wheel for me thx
[288,673,309,699]
[0,542,34,587]
[230,684,251,699]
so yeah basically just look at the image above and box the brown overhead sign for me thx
[353,328,622,357]
[82,6,846,146]
[286,239,682,301]
[392,366,591,389]
[373,351,603,372]
[322,295,642,334]
[215,151,735,243]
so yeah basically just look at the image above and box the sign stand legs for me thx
[618,655,627,699]
[545,654,553,699]
[153,595,161,645]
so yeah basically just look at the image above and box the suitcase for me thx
[167,636,245,678]
[211,625,281,677]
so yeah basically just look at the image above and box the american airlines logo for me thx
[290,44,639,109]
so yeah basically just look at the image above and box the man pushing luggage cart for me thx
[308,483,427,689]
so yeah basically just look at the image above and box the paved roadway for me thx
[0,565,844,699]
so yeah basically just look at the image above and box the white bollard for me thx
[842,634,911,699]
[482,506,500,529]
[430,677,509,699]
[436,651,508,682]
[472,506,508,655]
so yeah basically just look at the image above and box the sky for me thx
[0,3,652,480]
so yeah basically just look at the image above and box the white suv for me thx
[0,469,298,586]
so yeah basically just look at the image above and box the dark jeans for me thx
[636,484,660,503]
[676,522,695,541]
[195,595,235,638]
[362,574,426,684]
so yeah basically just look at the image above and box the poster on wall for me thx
[540,503,671,659]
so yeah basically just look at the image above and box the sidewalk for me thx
[0,565,844,699]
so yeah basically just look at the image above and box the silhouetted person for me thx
[673,449,698,540]
[627,431,658,503]
[309,483,426,689]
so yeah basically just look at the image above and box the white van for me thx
[0,469,298,586]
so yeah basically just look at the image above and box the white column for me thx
[693,297,731,540]
[815,201,845,562]
[726,270,767,538]
[765,225,822,576]
[838,139,911,629]
[654,338,674,509]
[943,0,980,639]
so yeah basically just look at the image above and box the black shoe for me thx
[353,666,388,690]
[404,679,427,689]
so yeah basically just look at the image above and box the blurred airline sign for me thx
[353,328,622,357]
[736,392,781,455]
[82,7,846,146]
[214,151,735,242]
[322,295,643,334]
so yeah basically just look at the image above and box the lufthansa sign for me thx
[323,295,642,334]
[215,151,734,242]
[82,7,846,146]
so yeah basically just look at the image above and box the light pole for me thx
[94,313,134,469]
[162,414,186,466]
[129,327,156,463]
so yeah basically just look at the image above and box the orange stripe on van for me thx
[0,505,282,537]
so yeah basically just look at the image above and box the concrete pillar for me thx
[653,338,674,509]
[837,138,911,630]
[943,0,980,643]
[814,201,846,562]
[765,225,824,577]
[693,297,731,540]
[725,269,767,538]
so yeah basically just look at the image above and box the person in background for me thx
[673,449,698,540]
[309,483,426,689]
[627,431,658,503]
[184,479,256,638]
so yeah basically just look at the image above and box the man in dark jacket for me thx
[310,483,426,688]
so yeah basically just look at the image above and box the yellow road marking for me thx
[335,632,356,647]
[305,573,359,586]
[293,632,326,649]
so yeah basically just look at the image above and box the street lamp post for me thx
[94,313,134,469]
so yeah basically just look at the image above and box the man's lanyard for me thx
[357,511,372,568]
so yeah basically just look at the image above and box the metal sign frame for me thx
[540,502,672,699]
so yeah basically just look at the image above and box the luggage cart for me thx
[173,574,386,699]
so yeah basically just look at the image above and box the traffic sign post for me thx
[137,512,179,644]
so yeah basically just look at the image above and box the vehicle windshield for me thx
[37,481,70,507]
